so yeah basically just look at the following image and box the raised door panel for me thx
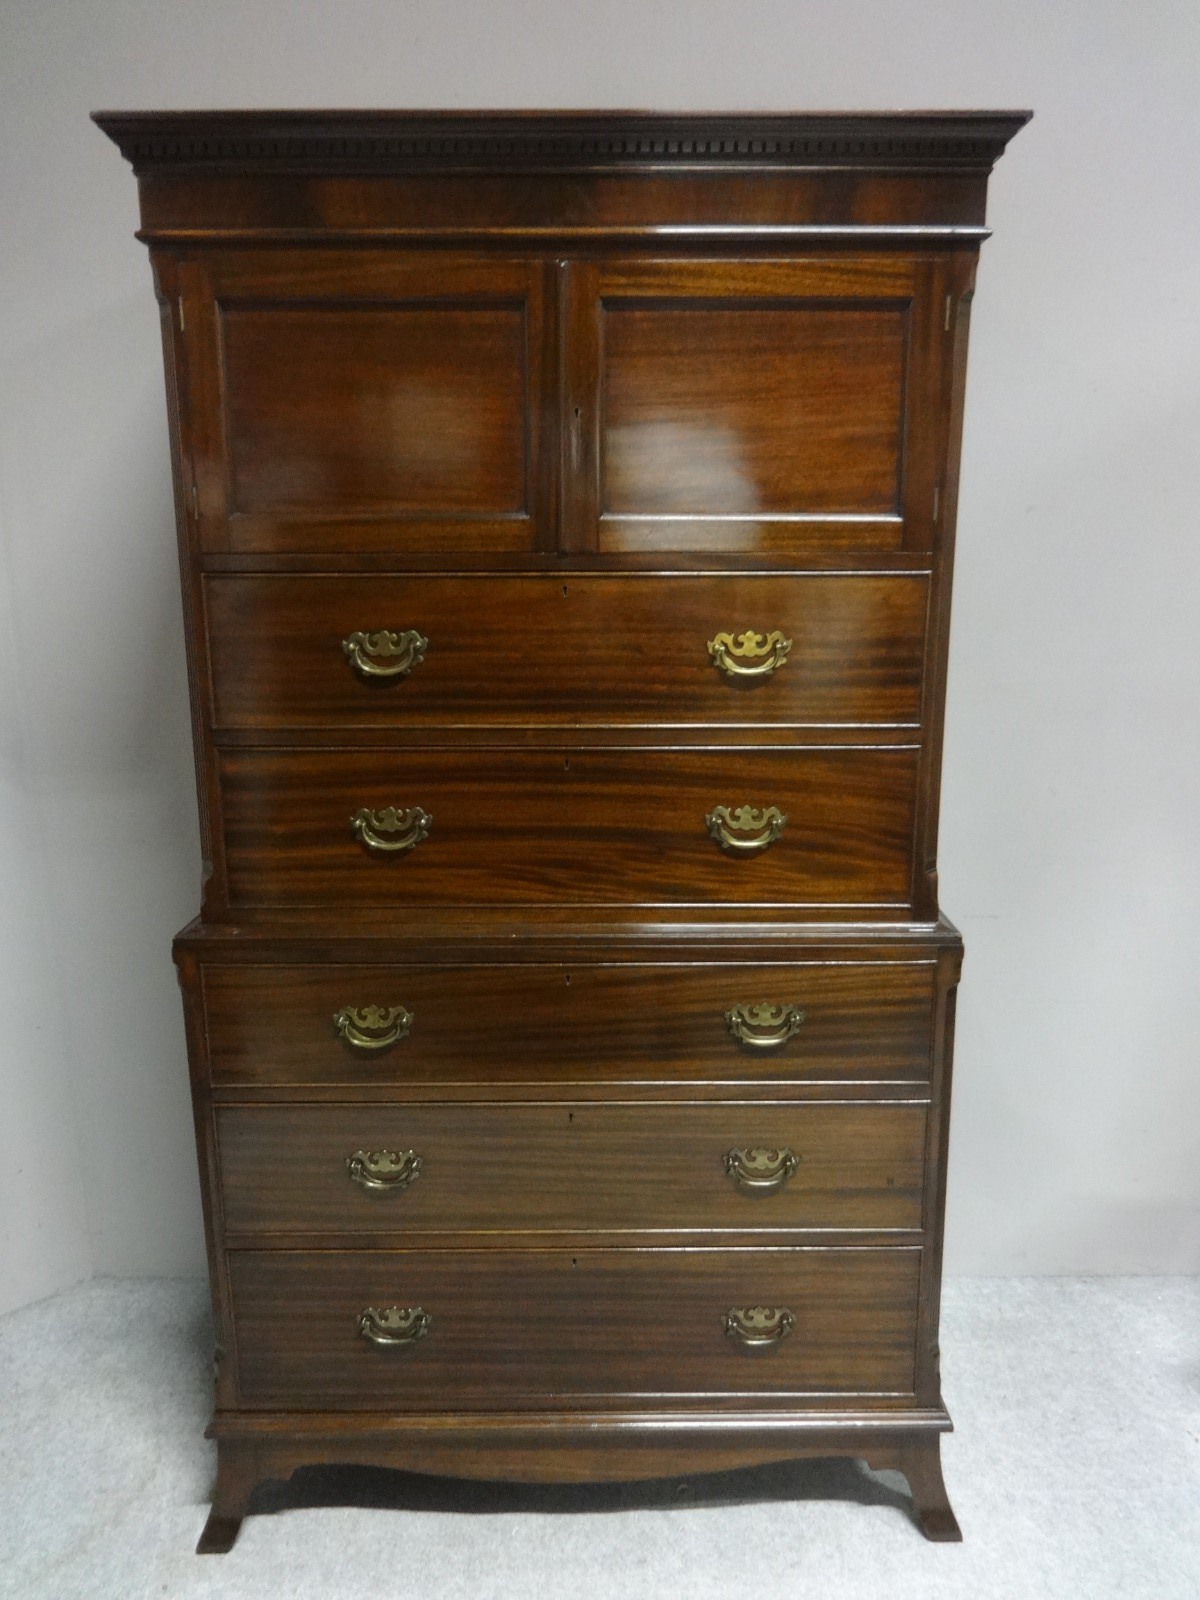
[565,257,945,555]
[216,744,920,911]
[227,1246,922,1406]
[183,252,550,553]
[201,959,938,1087]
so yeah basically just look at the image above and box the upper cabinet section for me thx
[184,253,548,555]
[184,251,944,557]
[97,110,1029,561]
[565,257,941,556]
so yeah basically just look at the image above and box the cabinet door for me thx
[564,256,947,556]
[180,251,552,554]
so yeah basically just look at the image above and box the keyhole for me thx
[562,584,568,597]
[567,1112,574,1123]
[564,757,570,771]
[564,973,571,985]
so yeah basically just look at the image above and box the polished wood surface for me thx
[227,1246,922,1406]
[217,744,919,909]
[216,1101,927,1235]
[204,572,929,730]
[99,107,1027,1549]
[601,302,903,516]
[188,252,549,554]
[594,259,912,554]
[201,959,938,1087]
[222,302,527,519]
[94,108,1031,174]
[565,255,944,555]
[193,1423,960,1554]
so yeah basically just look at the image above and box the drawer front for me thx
[204,574,928,730]
[227,1246,921,1406]
[216,1101,927,1236]
[218,746,919,909]
[202,960,937,1086]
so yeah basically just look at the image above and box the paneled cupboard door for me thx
[177,252,554,555]
[562,256,948,556]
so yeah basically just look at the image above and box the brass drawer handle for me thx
[724,1147,799,1195]
[350,805,431,854]
[708,629,792,679]
[358,1306,431,1349]
[342,629,428,680]
[724,1306,795,1352]
[726,1002,806,1049]
[706,804,787,853]
[333,1004,413,1051]
[346,1148,422,1191]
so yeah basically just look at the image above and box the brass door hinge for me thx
[944,294,953,332]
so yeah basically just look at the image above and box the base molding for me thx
[198,1409,959,1551]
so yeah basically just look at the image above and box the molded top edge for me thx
[92,109,1032,176]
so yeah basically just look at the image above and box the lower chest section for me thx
[185,939,957,1415]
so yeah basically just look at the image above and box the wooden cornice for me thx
[93,109,1031,177]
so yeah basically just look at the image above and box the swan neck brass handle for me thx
[358,1306,431,1349]
[350,806,431,854]
[726,1003,806,1049]
[343,629,428,680]
[706,805,787,854]
[333,1005,413,1051]
[724,1147,799,1195]
[708,630,792,679]
[346,1148,422,1192]
[724,1306,795,1351]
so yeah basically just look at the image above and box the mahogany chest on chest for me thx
[96,108,1028,1550]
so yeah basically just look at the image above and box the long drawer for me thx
[227,1246,922,1406]
[204,573,929,730]
[217,745,919,908]
[216,1101,927,1235]
[201,960,938,1086]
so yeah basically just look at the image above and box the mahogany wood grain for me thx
[222,304,526,517]
[226,1246,922,1407]
[190,253,549,554]
[200,959,937,1087]
[96,108,1029,1549]
[567,256,943,555]
[216,1100,927,1236]
[203,572,929,731]
[178,909,966,958]
[602,301,903,515]
[197,1421,957,1554]
[216,745,920,910]
[132,168,996,242]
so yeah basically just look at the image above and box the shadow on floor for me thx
[247,1455,917,1527]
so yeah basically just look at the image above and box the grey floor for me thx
[0,1278,1197,1599]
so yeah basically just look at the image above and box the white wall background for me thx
[1,0,1198,1315]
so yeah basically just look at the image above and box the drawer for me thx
[202,960,937,1086]
[227,1246,922,1406]
[204,574,929,730]
[216,1101,927,1236]
[218,745,919,910]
